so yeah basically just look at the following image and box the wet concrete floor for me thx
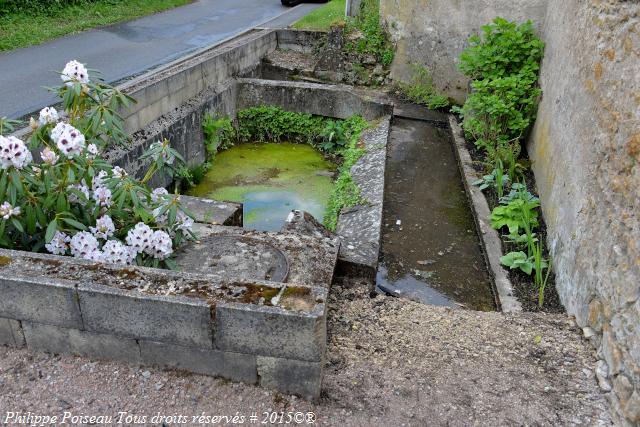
[376,117,495,311]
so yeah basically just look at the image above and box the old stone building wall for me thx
[380,1,640,424]
[529,2,640,424]
[380,0,548,103]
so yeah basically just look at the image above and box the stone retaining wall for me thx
[0,249,328,399]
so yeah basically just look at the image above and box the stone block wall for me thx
[0,250,328,400]
[380,0,640,423]
[528,2,640,425]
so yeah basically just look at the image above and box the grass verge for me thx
[292,0,346,31]
[0,0,192,51]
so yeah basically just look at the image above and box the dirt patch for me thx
[0,277,609,425]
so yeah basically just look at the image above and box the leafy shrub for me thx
[458,18,544,82]
[453,17,544,178]
[396,64,449,110]
[0,60,194,269]
[235,106,367,155]
[323,116,368,231]
[490,198,539,235]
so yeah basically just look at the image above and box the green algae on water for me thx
[187,143,336,231]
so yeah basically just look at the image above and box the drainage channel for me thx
[376,110,496,311]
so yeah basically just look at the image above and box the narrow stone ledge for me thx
[22,321,141,364]
[180,196,243,226]
[257,356,323,401]
[140,340,257,384]
[215,299,327,363]
[0,275,83,329]
[78,282,214,349]
[448,115,521,312]
[336,117,391,278]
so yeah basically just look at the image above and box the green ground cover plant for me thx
[343,0,394,67]
[0,0,191,51]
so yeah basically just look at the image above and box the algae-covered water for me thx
[187,143,336,231]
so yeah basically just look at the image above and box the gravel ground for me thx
[0,277,611,426]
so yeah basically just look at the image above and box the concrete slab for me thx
[215,299,326,362]
[179,224,338,288]
[78,282,214,349]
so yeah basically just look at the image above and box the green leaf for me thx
[62,217,87,231]
[45,219,58,243]
[10,218,23,233]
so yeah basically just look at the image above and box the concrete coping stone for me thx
[336,116,391,277]
[0,248,328,316]
[448,115,522,312]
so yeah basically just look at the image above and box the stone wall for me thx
[380,0,548,104]
[380,1,640,424]
[528,2,640,425]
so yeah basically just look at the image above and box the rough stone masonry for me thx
[380,0,640,424]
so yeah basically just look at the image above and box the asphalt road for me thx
[0,0,322,119]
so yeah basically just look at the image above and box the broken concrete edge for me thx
[274,29,327,54]
[448,115,522,313]
[335,116,391,279]
[179,195,242,226]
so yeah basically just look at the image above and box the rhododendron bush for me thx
[0,60,194,269]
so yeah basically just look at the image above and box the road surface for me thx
[0,0,321,119]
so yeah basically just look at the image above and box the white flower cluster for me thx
[39,107,59,126]
[46,220,173,264]
[90,215,115,239]
[126,222,172,260]
[41,147,59,166]
[61,60,90,86]
[70,231,100,259]
[45,231,70,255]
[54,124,85,158]
[0,201,21,220]
[0,136,32,170]
[112,166,127,179]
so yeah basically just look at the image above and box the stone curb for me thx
[448,115,522,313]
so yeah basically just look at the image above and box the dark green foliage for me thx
[458,18,544,82]
[235,106,367,155]
[453,17,544,180]
[237,106,325,144]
